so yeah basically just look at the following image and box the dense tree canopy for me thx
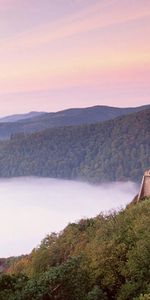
[1,198,150,300]
[0,108,149,182]
[0,105,149,140]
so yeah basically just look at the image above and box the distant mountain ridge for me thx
[0,111,45,123]
[0,107,149,182]
[0,104,149,140]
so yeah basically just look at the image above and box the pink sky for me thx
[0,0,150,116]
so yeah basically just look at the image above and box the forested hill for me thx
[0,111,45,123]
[0,104,149,140]
[0,108,149,182]
[1,199,150,300]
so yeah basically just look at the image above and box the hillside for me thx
[0,111,45,123]
[1,199,150,300]
[0,104,149,140]
[0,108,149,182]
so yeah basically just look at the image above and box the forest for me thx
[0,104,149,140]
[0,108,149,182]
[0,198,150,299]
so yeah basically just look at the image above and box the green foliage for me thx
[0,257,90,300]
[0,108,149,182]
[1,199,150,300]
[0,273,28,300]
[86,285,107,300]
[134,293,150,300]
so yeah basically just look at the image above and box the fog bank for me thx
[0,177,138,257]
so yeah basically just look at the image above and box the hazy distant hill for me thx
[0,108,149,182]
[0,111,45,123]
[0,104,149,140]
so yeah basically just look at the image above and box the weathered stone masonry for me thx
[138,169,150,201]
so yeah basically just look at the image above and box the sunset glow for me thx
[0,0,150,115]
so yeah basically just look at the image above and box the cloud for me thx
[0,0,149,102]
[0,177,139,257]
[1,0,150,49]
[0,0,18,11]
[0,0,149,91]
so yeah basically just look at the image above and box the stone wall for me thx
[138,172,150,200]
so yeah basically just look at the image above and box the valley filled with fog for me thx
[0,177,139,257]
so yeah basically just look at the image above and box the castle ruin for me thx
[138,169,150,201]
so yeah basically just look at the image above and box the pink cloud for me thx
[0,0,19,11]
[1,0,150,50]
[0,0,149,112]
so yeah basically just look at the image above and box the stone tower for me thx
[138,169,150,201]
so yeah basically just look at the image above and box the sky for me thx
[0,0,150,116]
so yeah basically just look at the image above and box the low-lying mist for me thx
[0,177,139,257]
